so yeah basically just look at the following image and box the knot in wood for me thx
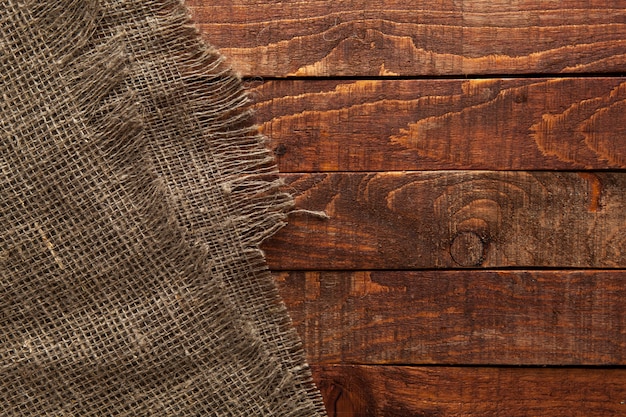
[450,231,486,267]
[273,143,287,156]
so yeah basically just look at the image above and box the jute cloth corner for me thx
[0,1,326,415]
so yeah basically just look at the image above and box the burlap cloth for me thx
[0,1,326,415]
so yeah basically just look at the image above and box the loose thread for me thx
[290,209,330,220]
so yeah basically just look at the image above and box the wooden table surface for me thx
[188,1,626,415]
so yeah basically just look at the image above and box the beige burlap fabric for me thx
[0,1,326,415]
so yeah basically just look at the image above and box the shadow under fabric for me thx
[0,1,326,415]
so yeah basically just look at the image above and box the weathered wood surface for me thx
[263,172,626,269]
[311,365,626,417]
[188,0,626,77]
[190,2,626,414]
[275,271,626,365]
[253,78,626,172]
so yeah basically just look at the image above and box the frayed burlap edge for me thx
[0,0,326,415]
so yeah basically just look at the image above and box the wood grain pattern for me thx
[263,172,626,269]
[252,78,626,172]
[188,0,626,77]
[275,270,626,365]
[311,365,626,417]
[188,2,625,414]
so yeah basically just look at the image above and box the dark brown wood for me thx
[188,2,625,413]
[188,0,626,77]
[311,365,626,417]
[275,270,626,365]
[252,78,626,172]
[262,172,626,269]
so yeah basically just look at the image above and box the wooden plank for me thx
[311,365,626,417]
[252,78,626,172]
[275,271,626,365]
[187,0,626,77]
[262,172,626,269]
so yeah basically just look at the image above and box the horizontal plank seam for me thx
[244,72,626,81]
[274,169,626,174]
[314,364,626,370]
[272,268,626,273]
[271,268,626,272]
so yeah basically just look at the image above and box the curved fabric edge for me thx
[93,1,327,415]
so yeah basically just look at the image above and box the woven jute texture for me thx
[0,1,326,415]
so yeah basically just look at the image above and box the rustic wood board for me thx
[253,78,626,172]
[276,271,626,365]
[264,172,626,269]
[311,365,626,417]
[189,1,626,414]
[188,0,626,77]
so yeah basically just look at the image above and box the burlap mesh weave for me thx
[0,1,326,415]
